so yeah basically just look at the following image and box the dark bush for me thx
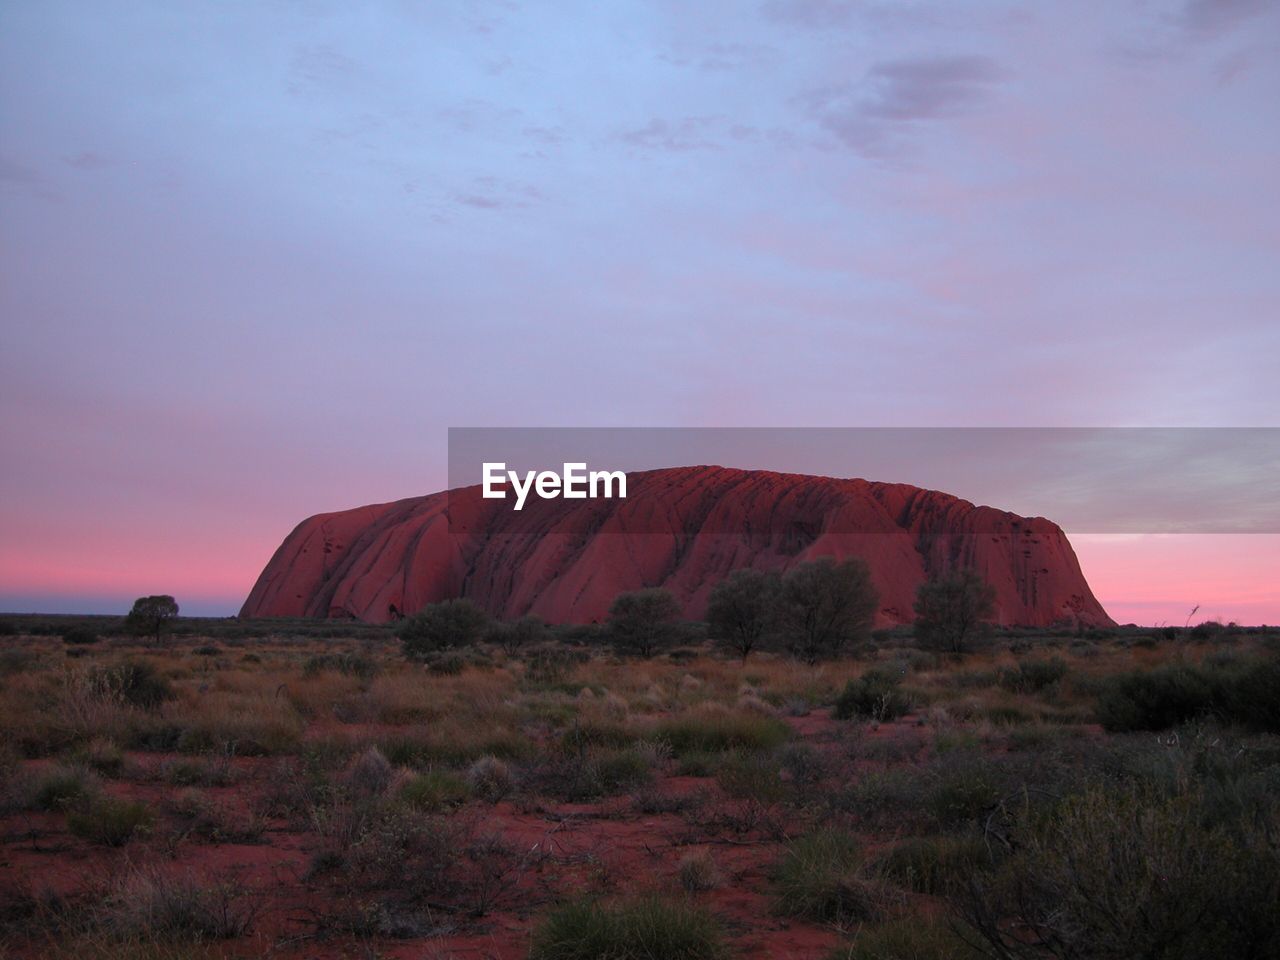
[125,594,179,642]
[775,558,878,663]
[61,626,100,645]
[1097,664,1216,731]
[705,569,780,660]
[485,615,549,655]
[875,833,993,895]
[67,796,154,846]
[529,895,727,960]
[1230,657,1280,732]
[398,599,489,659]
[92,659,174,709]
[956,784,1280,960]
[608,589,682,658]
[1097,658,1280,733]
[655,711,789,755]
[914,569,996,654]
[30,765,99,810]
[998,657,1067,694]
[834,669,912,722]
[773,829,896,925]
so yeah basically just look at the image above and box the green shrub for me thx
[589,746,654,795]
[983,703,1033,726]
[927,756,1003,828]
[397,599,489,659]
[1096,665,1216,731]
[68,796,153,846]
[400,770,469,811]
[773,830,895,925]
[61,627,100,645]
[914,570,996,654]
[834,669,912,722]
[92,659,173,710]
[998,657,1067,695]
[303,652,378,680]
[524,746,654,801]
[675,751,720,777]
[1096,658,1280,733]
[827,917,981,960]
[70,738,125,777]
[466,755,516,802]
[1230,657,1280,731]
[957,784,1280,960]
[101,867,257,940]
[678,850,722,892]
[528,895,727,960]
[715,751,788,802]
[832,769,931,831]
[608,589,682,658]
[874,833,993,895]
[485,614,549,655]
[655,711,789,756]
[31,764,100,810]
[425,651,469,675]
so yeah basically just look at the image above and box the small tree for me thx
[913,569,997,654]
[398,598,490,659]
[608,588,682,658]
[485,614,549,656]
[125,595,179,644]
[775,558,879,664]
[706,569,781,660]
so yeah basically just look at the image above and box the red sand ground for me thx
[0,709,949,959]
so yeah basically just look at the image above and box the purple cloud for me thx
[618,117,724,152]
[760,0,858,29]
[806,55,1002,156]
[64,151,109,170]
[1182,0,1271,36]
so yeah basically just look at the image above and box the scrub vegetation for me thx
[1,601,1277,959]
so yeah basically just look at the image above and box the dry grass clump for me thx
[97,867,258,940]
[677,850,723,892]
[772,829,902,927]
[400,769,470,811]
[165,691,304,756]
[167,789,265,844]
[528,895,728,960]
[342,746,395,796]
[466,755,516,802]
[653,704,790,756]
[826,918,981,960]
[959,783,1280,960]
[25,763,102,810]
[67,796,154,846]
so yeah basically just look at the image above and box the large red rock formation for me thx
[240,466,1113,628]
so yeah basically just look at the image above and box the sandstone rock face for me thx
[240,466,1114,628]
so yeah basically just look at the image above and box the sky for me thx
[1,0,1277,623]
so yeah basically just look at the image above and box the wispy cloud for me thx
[760,0,859,29]
[1182,0,1271,37]
[64,151,110,170]
[452,175,542,211]
[659,41,780,73]
[804,55,1002,157]
[0,154,58,199]
[618,116,724,152]
[287,44,357,98]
